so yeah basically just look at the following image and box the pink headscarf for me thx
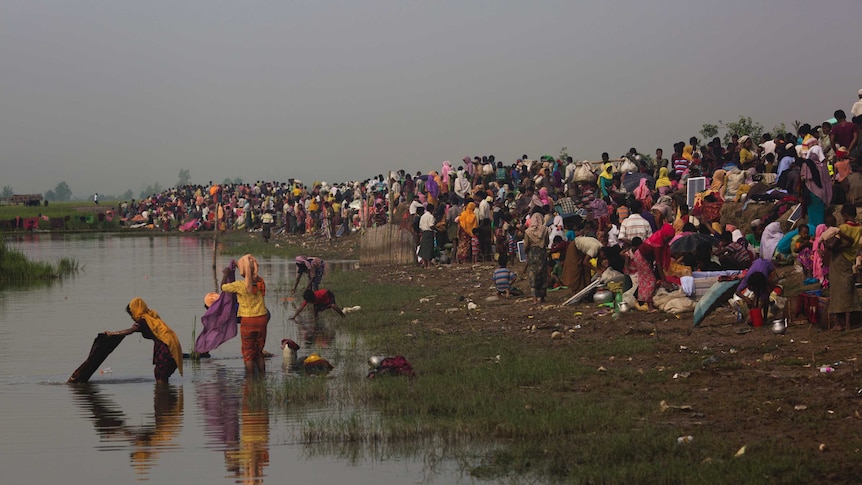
[633,178,653,209]
[538,187,550,207]
[237,254,260,295]
[441,161,452,185]
[645,223,675,271]
[464,156,474,177]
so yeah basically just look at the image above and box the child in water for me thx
[292,288,346,321]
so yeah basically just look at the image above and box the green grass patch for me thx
[0,241,78,285]
[265,266,845,483]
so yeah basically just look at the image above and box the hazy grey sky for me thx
[2,0,861,199]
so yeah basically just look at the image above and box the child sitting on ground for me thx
[493,254,522,297]
[791,224,814,279]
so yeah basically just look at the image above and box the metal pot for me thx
[618,301,630,313]
[771,318,787,335]
[593,288,614,305]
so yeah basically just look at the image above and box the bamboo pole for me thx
[212,197,219,292]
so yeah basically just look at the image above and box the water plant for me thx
[0,241,78,285]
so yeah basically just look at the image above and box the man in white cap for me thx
[852,89,862,118]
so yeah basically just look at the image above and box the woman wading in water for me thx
[221,254,270,378]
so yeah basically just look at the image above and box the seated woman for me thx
[715,232,754,270]
[654,167,673,197]
[790,224,814,279]
[705,169,727,201]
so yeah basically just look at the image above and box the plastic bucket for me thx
[749,308,764,327]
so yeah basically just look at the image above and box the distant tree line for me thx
[31,169,248,202]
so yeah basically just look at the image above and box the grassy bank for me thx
[0,241,78,285]
[251,266,834,484]
[217,230,361,261]
[0,201,121,231]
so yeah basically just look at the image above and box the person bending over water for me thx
[105,297,183,384]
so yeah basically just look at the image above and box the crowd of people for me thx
[113,95,862,329]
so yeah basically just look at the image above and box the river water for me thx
[0,234,469,485]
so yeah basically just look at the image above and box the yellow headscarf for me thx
[655,167,671,188]
[459,202,478,234]
[710,169,726,192]
[599,163,613,180]
[128,298,183,376]
[682,145,693,161]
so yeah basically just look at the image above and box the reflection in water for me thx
[299,321,335,350]
[69,383,184,478]
[197,369,270,484]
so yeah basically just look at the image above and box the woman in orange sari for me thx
[456,202,478,263]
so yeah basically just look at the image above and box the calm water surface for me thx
[0,234,471,485]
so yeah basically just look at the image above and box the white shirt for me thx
[564,162,576,183]
[409,200,423,215]
[608,224,620,247]
[619,213,652,242]
[477,199,491,221]
[852,99,862,118]
[418,211,435,232]
[759,140,776,157]
[574,236,603,258]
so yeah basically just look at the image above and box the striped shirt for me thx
[616,205,630,221]
[619,213,652,242]
[493,268,516,292]
[507,234,517,257]
[672,156,690,177]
